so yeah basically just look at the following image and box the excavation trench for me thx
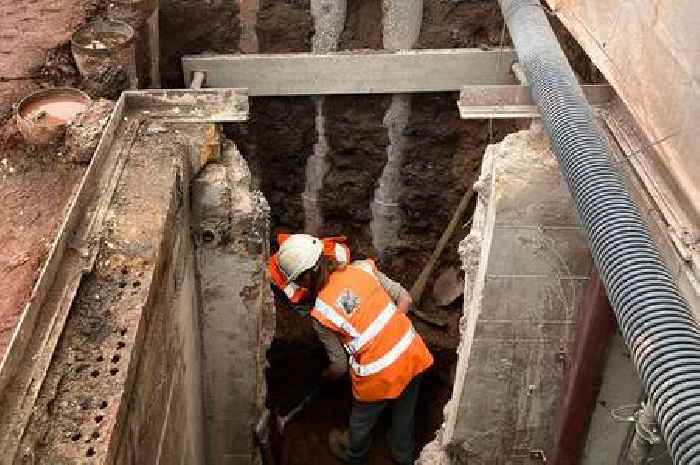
[213,1,525,461]
[233,92,521,464]
[0,1,614,463]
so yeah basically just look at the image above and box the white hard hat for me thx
[277,234,323,282]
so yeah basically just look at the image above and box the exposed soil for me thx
[549,14,607,83]
[391,94,521,348]
[257,0,313,53]
[252,97,317,236]
[257,4,514,461]
[0,122,85,359]
[160,0,242,87]
[0,0,114,360]
[227,0,316,343]
[267,340,457,465]
[337,0,383,50]
[0,0,89,112]
[319,95,390,257]
[317,0,389,259]
[38,41,81,89]
[417,0,509,49]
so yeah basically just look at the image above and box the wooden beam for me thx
[182,49,518,95]
[457,84,614,118]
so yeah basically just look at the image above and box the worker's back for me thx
[311,260,433,402]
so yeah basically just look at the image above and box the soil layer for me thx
[257,0,313,53]
[417,0,509,49]
[337,0,383,50]
[0,122,85,359]
[267,340,457,465]
[320,95,390,258]
[159,0,242,87]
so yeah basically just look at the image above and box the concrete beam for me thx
[182,49,518,95]
[457,84,614,118]
[125,89,249,122]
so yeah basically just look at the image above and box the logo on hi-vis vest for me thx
[337,289,360,315]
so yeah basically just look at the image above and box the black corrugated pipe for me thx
[496,1,700,464]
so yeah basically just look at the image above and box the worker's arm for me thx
[375,269,412,314]
[313,320,347,380]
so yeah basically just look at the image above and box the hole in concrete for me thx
[109,367,119,376]
[132,281,140,288]
[86,447,95,457]
[111,354,120,363]
[116,341,126,350]
[202,229,216,242]
[120,267,129,275]
[100,400,108,409]
[96,355,103,362]
[94,415,103,424]
[71,432,81,441]
[118,281,127,288]
[91,431,100,439]
[90,370,99,378]
[119,328,127,337]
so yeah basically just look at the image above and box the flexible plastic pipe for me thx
[497,1,700,464]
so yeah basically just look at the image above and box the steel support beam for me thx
[457,84,614,119]
[182,49,518,95]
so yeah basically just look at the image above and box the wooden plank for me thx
[182,49,518,95]
[457,84,614,118]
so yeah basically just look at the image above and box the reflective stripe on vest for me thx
[283,282,300,299]
[350,326,417,377]
[335,243,348,263]
[344,301,396,355]
[314,298,360,338]
[353,260,375,277]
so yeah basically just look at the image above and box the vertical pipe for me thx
[303,0,347,235]
[371,0,422,260]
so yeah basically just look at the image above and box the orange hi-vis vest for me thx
[310,260,434,402]
[268,234,351,303]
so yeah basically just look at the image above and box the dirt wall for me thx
[316,0,389,258]
[417,0,508,49]
[159,0,241,87]
[320,95,390,257]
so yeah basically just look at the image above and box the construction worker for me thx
[268,233,434,465]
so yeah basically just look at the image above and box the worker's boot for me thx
[328,429,351,463]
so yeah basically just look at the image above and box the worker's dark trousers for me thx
[347,377,421,465]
